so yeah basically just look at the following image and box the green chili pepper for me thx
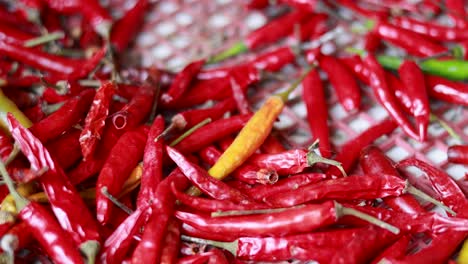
[377,55,468,81]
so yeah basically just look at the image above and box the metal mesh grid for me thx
[111,0,468,180]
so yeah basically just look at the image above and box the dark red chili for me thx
[360,146,425,214]
[320,54,361,111]
[46,128,82,170]
[0,23,35,45]
[167,146,257,205]
[293,13,329,41]
[160,218,182,264]
[80,81,115,160]
[100,205,151,264]
[327,118,397,176]
[245,0,269,9]
[161,59,205,106]
[29,89,95,143]
[394,16,468,41]
[131,168,190,263]
[244,172,328,202]
[8,114,101,260]
[110,0,149,52]
[303,68,332,158]
[361,53,419,140]
[0,40,105,79]
[136,115,164,208]
[364,32,381,52]
[425,75,468,106]
[266,174,410,207]
[175,114,252,154]
[398,60,430,141]
[372,20,448,57]
[260,134,285,154]
[96,126,148,224]
[371,235,411,264]
[448,145,468,165]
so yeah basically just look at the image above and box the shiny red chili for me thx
[448,145,468,165]
[425,75,468,106]
[394,16,468,41]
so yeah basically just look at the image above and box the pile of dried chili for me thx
[0,0,466,263]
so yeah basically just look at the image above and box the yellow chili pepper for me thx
[0,88,32,133]
[1,182,36,214]
[459,239,468,264]
[187,69,311,196]
[119,163,143,198]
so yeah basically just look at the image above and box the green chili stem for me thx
[208,41,249,64]
[100,187,133,215]
[24,31,65,48]
[169,118,212,146]
[406,185,456,216]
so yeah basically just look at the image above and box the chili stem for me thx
[430,114,462,142]
[79,80,102,87]
[275,66,313,101]
[301,26,345,50]
[211,205,305,217]
[337,203,400,235]
[4,144,19,166]
[406,185,457,216]
[180,235,238,256]
[208,41,249,64]
[169,118,212,146]
[0,160,28,211]
[100,187,133,215]
[24,31,65,48]
[307,140,347,176]
[155,123,176,142]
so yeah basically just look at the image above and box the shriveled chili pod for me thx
[80,81,116,160]
[136,116,164,208]
[30,89,95,143]
[360,146,425,214]
[448,145,468,165]
[161,59,205,106]
[0,159,85,264]
[8,114,101,261]
[398,60,430,141]
[303,68,332,158]
[176,200,400,237]
[96,126,148,224]
[211,10,309,62]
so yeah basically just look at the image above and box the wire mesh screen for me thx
[110,0,468,182]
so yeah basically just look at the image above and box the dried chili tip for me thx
[307,140,346,177]
[255,168,278,185]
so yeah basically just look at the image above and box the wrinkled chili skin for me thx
[249,149,309,175]
[19,202,85,264]
[30,89,95,143]
[266,174,407,207]
[175,201,338,237]
[96,126,148,224]
[448,145,468,165]
[360,146,425,214]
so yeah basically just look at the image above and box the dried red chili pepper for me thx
[29,89,95,143]
[110,0,149,52]
[112,80,158,130]
[175,114,252,154]
[0,129,12,161]
[176,201,400,237]
[167,146,258,205]
[244,172,328,201]
[340,55,372,84]
[260,134,285,154]
[248,149,310,176]
[160,218,182,264]
[448,145,468,165]
[249,46,296,72]
[230,76,251,115]
[360,146,425,214]
[0,159,85,264]
[46,128,82,169]
[371,20,448,57]
[360,52,419,140]
[0,40,105,79]
[398,60,430,141]
[136,115,164,208]
[364,31,381,52]
[371,235,411,264]
[212,10,309,62]
[131,168,190,264]
[100,205,151,264]
[161,59,205,106]
[80,81,115,160]
[386,72,413,115]
[302,68,332,158]
[394,16,468,41]
[8,114,101,261]
[337,0,388,20]
[165,65,260,109]
[0,23,35,45]
[425,75,468,106]
[96,126,148,224]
